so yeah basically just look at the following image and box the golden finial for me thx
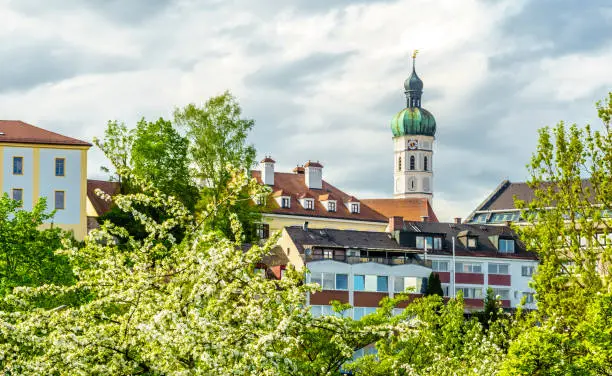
[412,49,419,59]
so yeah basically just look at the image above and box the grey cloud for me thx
[0,39,138,93]
[244,51,356,92]
[490,0,612,70]
[9,0,174,24]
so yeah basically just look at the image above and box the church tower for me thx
[390,51,436,202]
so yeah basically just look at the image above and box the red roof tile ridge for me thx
[0,120,92,146]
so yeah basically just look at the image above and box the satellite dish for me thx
[305,248,312,256]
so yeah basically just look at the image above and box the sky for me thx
[1,0,611,221]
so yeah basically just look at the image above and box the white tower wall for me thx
[393,134,434,201]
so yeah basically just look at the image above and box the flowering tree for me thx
[0,169,317,374]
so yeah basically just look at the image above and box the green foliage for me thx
[503,92,612,373]
[131,117,199,211]
[93,120,134,192]
[174,91,261,242]
[345,294,508,376]
[0,195,73,297]
[425,272,443,296]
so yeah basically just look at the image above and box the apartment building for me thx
[0,120,91,240]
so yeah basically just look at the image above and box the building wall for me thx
[1,144,88,240]
[428,255,538,309]
[307,260,432,307]
[263,213,387,234]
[393,134,434,200]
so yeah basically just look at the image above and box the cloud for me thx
[0,0,611,223]
[244,51,356,92]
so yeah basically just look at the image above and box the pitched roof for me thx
[0,120,92,147]
[285,222,537,260]
[87,179,121,216]
[399,221,537,260]
[251,171,387,223]
[361,197,439,222]
[285,226,419,253]
[261,157,276,163]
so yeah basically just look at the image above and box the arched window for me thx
[424,156,428,171]
[398,156,402,171]
[410,156,415,170]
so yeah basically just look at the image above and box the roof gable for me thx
[0,120,91,147]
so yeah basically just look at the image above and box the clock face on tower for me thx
[407,139,418,150]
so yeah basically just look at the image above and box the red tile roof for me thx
[87,179,121,216]
[0,120,91,147]
[252,171,387,222]
[261,157,276,163]
[361,198,439,223]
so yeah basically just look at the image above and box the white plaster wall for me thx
[3,147,34,210]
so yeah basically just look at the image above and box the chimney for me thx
[304,160,323,189]
[454,217,462,224]
[389,216,404,232]
[260,156,275,186]
[420,215,429,222]
[303,221,309,231]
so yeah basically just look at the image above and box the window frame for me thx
[521,265,535,277]
[55,157,66,177]
[456,262,483,273]
[54,190,65,210]
[498,238,515,253]
[431,260,449,272]
[409,155,415,170]
[488,263,509,275]
[350,203,360,214]
[12,156,24,175]
[11,188,23,207]
[328,201,336,212]
[424,156,428,171]
[304,199,314,210]
[281,197,290,208]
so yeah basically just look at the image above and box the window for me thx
[521,265,535,277]
[336,274,348,290]
[12,188,23,207]
[395,277,424,293]
[442,285,450,297]
[394,277,405,293]
[310,272,348,290]
[55,158,65,176]
[333,249,346,262]
[456,262,482,273]
[323,250,333,259]
[488,263,509,275]
[398,156,402,171]
[409,155,415,170]
[365,275,377,291]
[377,276,388,292]
[54,191,65,210]
[424,156,428,171]
[281,197,290,208]
[467,237,477,248]
[305,199,313,210]
[473,213,488,223]
[416,236,442,250]
[255,223,270,239]
[431,260,449,272]
[492,288,510,300]
[353,307,377,320]
[523,292,535,304]
[499,239,515,253]
[354,275,365,291]
[350,203,359,214]
[13,156,23,175]
[457,287,483,299]
[328,201,336,212]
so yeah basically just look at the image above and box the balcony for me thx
[304,251,431,268]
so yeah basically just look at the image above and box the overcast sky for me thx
[1,0,611,221]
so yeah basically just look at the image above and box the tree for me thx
[174,92,261,242]
[93,120,134,192]
[0,194,73,297]
[501,92,612,374]
[344,295,508,376]
[0,169,318,374]
[425,272,443,296]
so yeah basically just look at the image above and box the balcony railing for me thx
[304,254,431,268]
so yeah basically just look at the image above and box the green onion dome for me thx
[390,107,436,137]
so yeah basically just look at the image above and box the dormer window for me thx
[499,238,515,253]
[304,199,314,210]
[350,203,360,214]
[254,194,266,206]
[281,197,290,208]
[467,236,477,248]
[416,235,442,250]
[328,201,336,212]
